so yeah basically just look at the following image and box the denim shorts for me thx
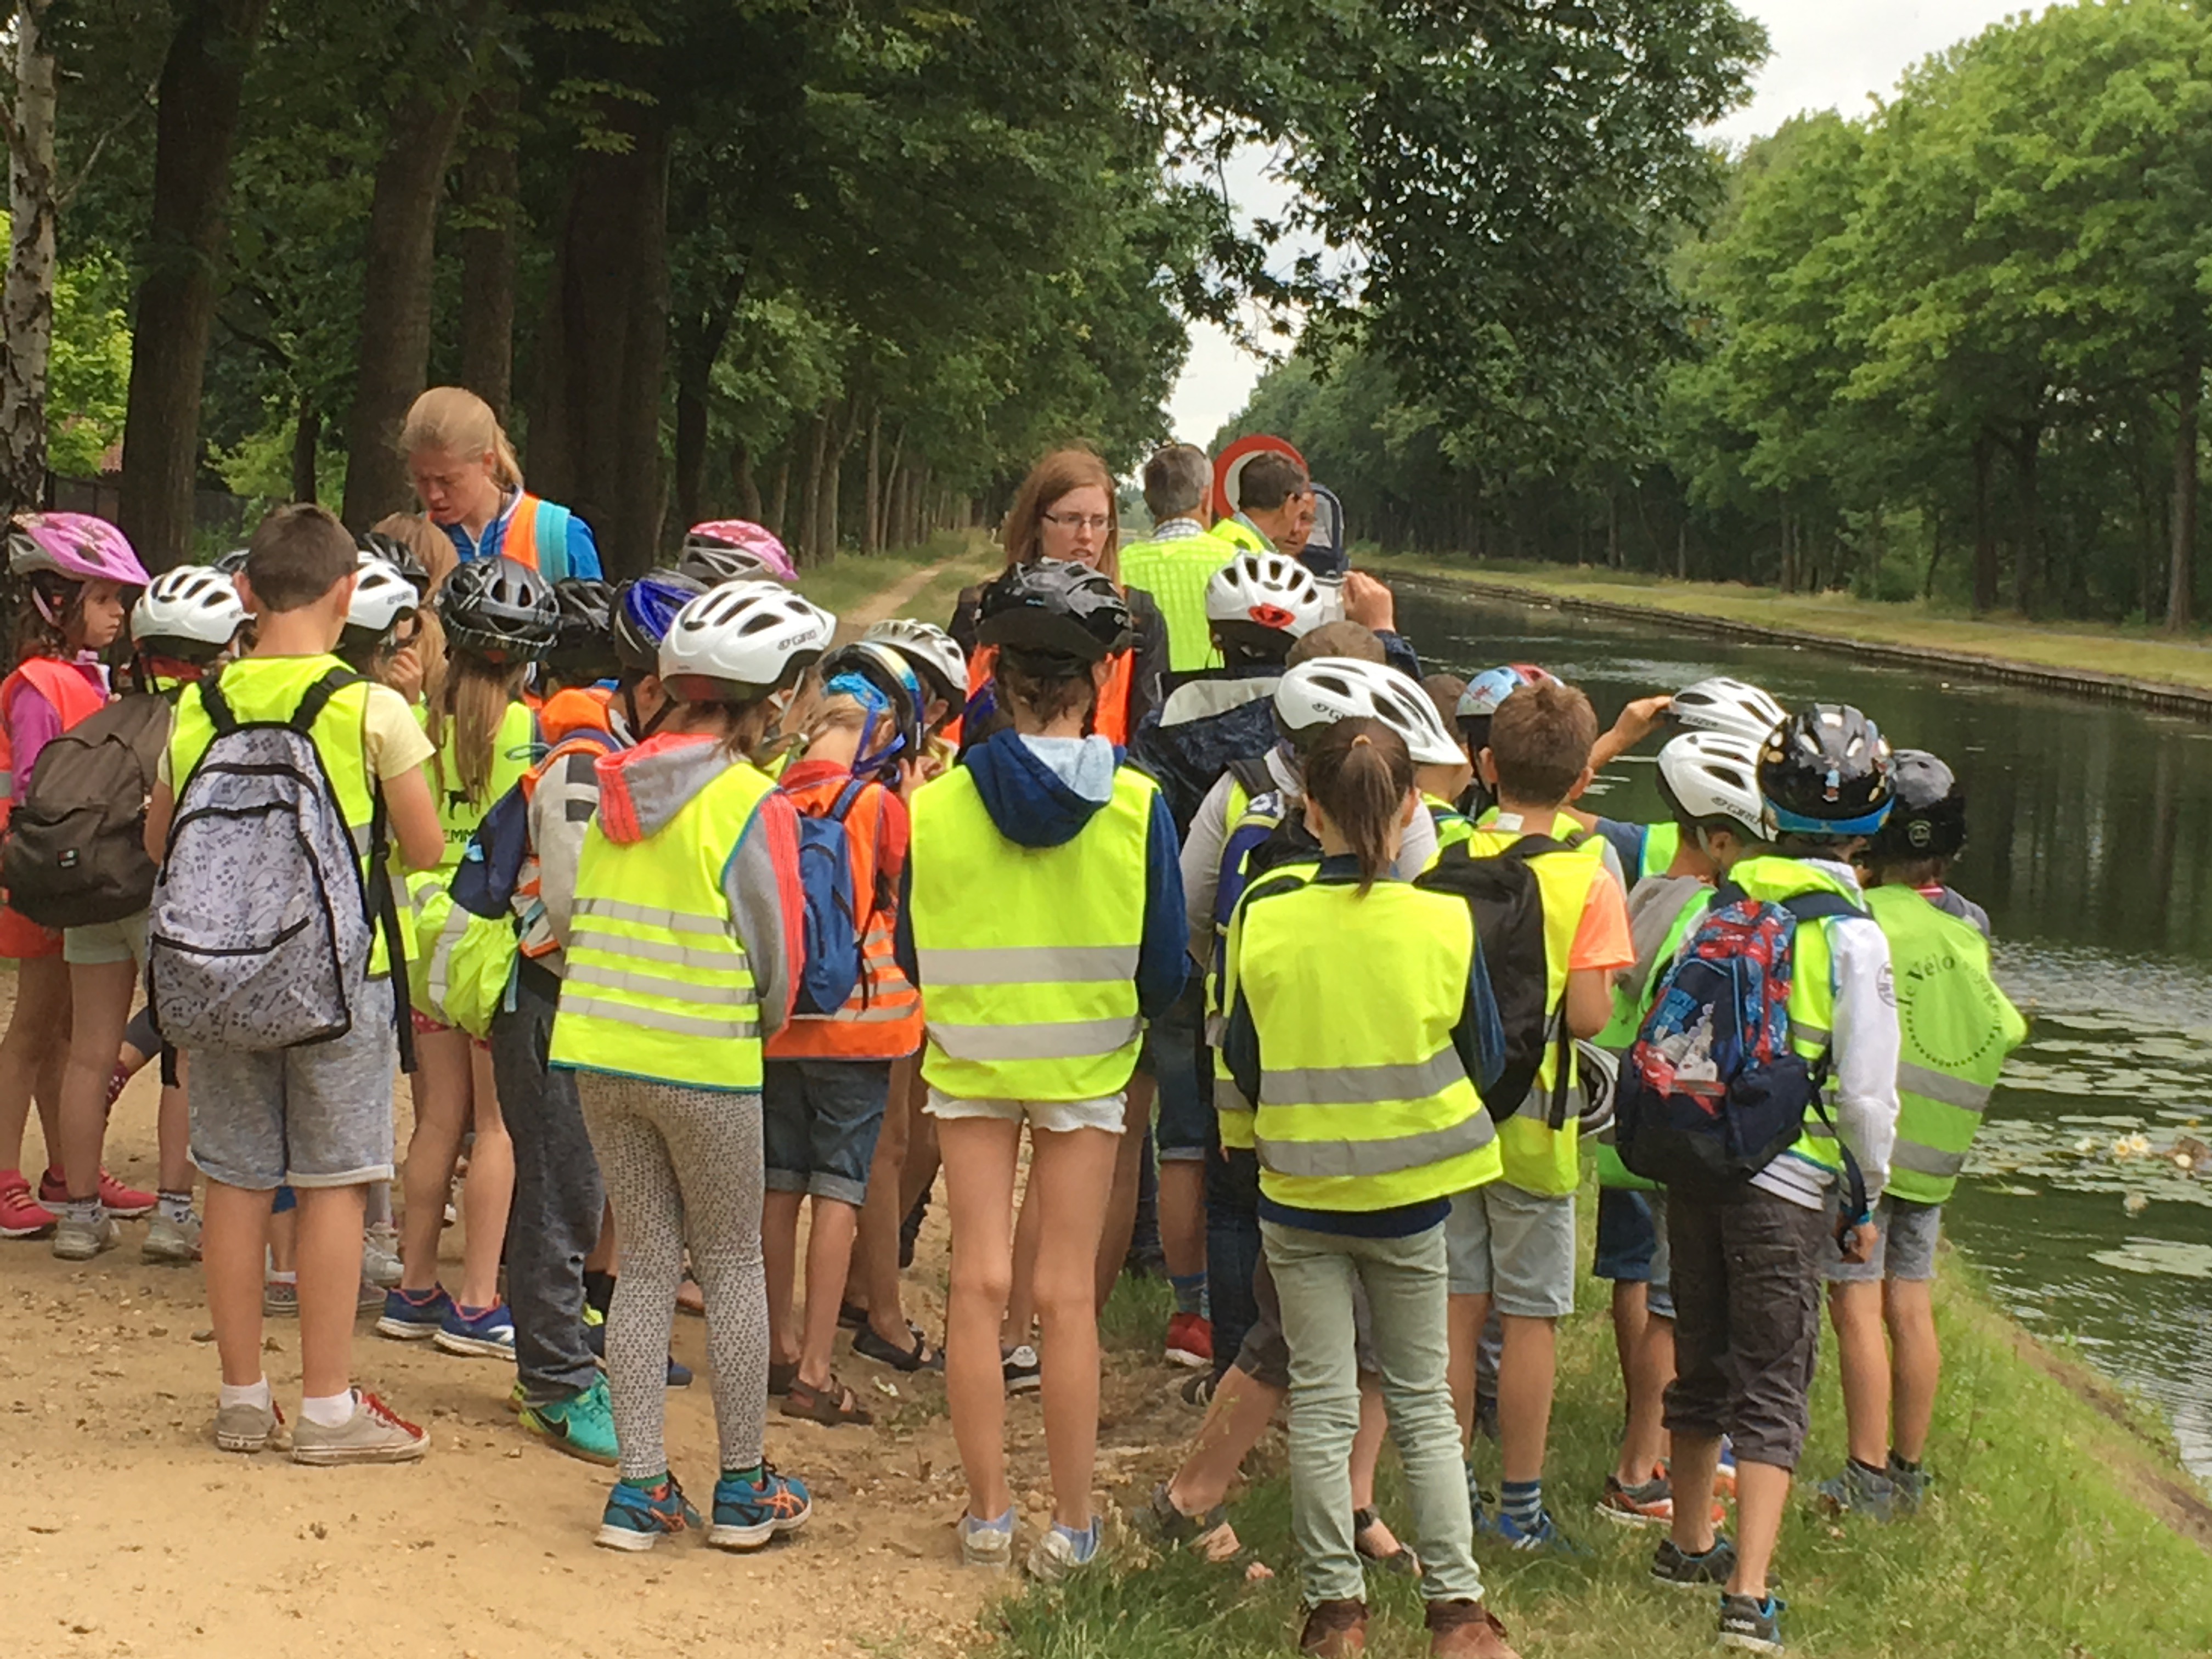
[1140,975,1211,1161]
[763,1057,891,1206]
[1444,1180,1577,1317]
[1824,1192,1942,1284]
[189,978,398,1190]
[1593,1186,1658,1282]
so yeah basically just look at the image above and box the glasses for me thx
[1041,511,1111,534]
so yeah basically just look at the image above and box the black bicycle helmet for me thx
[436,555,558,665]
[612,569,707,675]
[546,578,618,683]
[1867,748,1965,862]
[1758,703,1893,840]
[359,530,431,599]
[976,558,1132,664]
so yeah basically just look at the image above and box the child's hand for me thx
[895,757,927,798]
[385,644,425,703]
[1343,571,1397,633]
[1838,1220,1880,1265]
[1611,695,1672,747]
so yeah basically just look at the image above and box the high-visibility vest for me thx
[1214,861,1317,1150]
[1119,530,1239,674]
[1594,881,1710,1190]
[1639,823,1682,883]
[538,685,613,743]
[1211,518,1271,555]
[1238,878,1500,1211]
[487,493,583,580]
[549,756,779,1090]
[908,761,1155,1102]
[1424,793,1475,862]
[1865,883,2025,1204]
[0,656,106,816]
[965,642,1137,747]
[1729,855,1857,1180]
[767,771,923,1060]
[430,698,539,876]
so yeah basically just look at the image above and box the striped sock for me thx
[1169,1271,1207,1317]
[1501,1478,1543,1532]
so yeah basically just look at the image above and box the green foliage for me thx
[44,245,133,480]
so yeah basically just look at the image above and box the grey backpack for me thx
[147,667,400,1053]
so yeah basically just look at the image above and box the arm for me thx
[532,749,601,947]
[1178,775,1233,969]
[1134,789,1189,1018]
[1379,631,1422,679]
[1565,966,1616,1039]
[724,792,805,1041]
[1390,798,1438,880]
[144,781,173,865]
[1565,865,1633,1037]
[1587,695,1672,772]
[1222,979,1262,1110]
[1827,914,1900,1208]
[565,517,604,582]
[893,857,919,990]
[5,684,62,806]
[384,768,445,871]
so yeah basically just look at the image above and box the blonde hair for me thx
[801,691,870,753]
[427,654,525,808]
[399,386,523,490]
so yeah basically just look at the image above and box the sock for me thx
[1849,1457,1888,1479]
[1169,1271,1207,1318]
[583,1269,616,1316]
[158,1190,194,1224]
[268,1269,297,1286]
[61,1195,100,1225]
[300,1390,356,1429]
[1891,1452,1920,1474]
[1049,1517,1101,1561]
[365,1181,393,1228]
[1500,1478,1543,1531]
[963,1506,1014,1535]
[622,1471,671,1493]
[218,1376,271,1413]
[722,1463,765,1487]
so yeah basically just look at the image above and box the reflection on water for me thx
[1400,585,2212,1476]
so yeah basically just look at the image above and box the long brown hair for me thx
[1303,718,1414,893]
[1001,447,1120,584]
[427,653,526,808]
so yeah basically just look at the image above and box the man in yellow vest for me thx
[1213,450,1310,560]
[1118,444,1243,678]
[1818,751,2023,1522]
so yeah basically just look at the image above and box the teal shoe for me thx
[521,1375,619,1466]
[595,1474,701,1551]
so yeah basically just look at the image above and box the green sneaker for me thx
[521,1375,619,1466]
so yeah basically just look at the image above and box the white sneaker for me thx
[1002,1344,1041,1396]
[959,1508,1015,1572]
[51,1210,116,1261]
[143,1210,202,1264]
[290,1391,428,1466]
[362,1223,402,1288]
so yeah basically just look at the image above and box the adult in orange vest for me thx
[401,386,604,583]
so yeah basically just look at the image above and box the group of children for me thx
[0,435,2027,1659]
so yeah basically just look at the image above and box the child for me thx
[1816,749,2023,1520]
[1652,704,1900,1656]
[146,503,444,1463]
[1,513,149,1246]
[899,558,1186,1579]
[379,556,550,1358]
[1449,680,1634,1551]
[1418,673,1475,856]
[538,578,619,732]
[1222,717,1516,1659]
[681,521,799,586]
[549,578,826,1551]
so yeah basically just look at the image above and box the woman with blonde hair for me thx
[401,387,603,581]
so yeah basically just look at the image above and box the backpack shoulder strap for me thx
[1225,755,1276,800]
[198,673,238,737]
[1781,891,1861,924]
[289,665,366,734]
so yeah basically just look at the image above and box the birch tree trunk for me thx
[1,0,59,518]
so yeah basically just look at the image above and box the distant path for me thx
[837,558,960,639]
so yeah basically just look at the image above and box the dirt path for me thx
[836,558,961,639]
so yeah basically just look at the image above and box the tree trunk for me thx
[672,262,748,535]
[766,452,789,538]
[290,392,319,502]
[456,86,517,416]
[793,410,828,566]
[1924,504,1944,601]
[731,439,760,521]
[1675,520,1686,580]
[118,0,272,570]
[2008,424,2042,616]
[862,408,881,555]
[2169,354,2200,632]
[1971,433,1998,614]
[1,0,59,519]
[341,77,476,531]
[1606,492,1621,569]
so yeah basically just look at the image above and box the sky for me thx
[1161,0,2032,447]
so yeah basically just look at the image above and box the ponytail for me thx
[1303,718,1414,894]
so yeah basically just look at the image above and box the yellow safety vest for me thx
[1119,529,1240,675]
[549,758,778,1091]
[1211,517,1271,555]
[908,763,1155,1102]
[1424,793,1475,863]
[1214,861,1318,1150]
[1237,878,1500,1210]
[431,698,538,876]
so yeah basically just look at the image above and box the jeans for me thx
[1262,1218,1484,1607]
[1205,1143,1261,1383]
[491,967,604,1403]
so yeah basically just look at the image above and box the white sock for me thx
[267,1269,297,1285]
[218,1377,272,1413]
[300,1389,357,1429]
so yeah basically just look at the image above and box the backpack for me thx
[788,776,881,1017]
[1612,882,1865,1204]
[1,693,173,928]
[1127,696,1278,837]
[146,668,407,1056]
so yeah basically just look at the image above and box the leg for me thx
[0,955,69,1177]
[1203,1145,1262,1382]
[56,960,136,1202]
[1829,1280,1891,1469]
[1159,1160,1205,1282]
[1619,1310,1673,1487]
[1167,1364,1284,1516]
[795,1196,861,1391]
[1260,1220,1367,1609]
[205,1181,278,1386]
[793,1059,887,1392]
[457,1043,512,1311]
[294,1184,369,1398]
[397,1025,471,1292]
[1886,1278,1941,1464]
[1496,1315,1558,1483]
[1663,1196,1729,1559]
[854,1053,918,1346]
[938,1113,1023,1521]
[762,1189,804,1369]
[1028,1120,1122,1530]
[1004,1154,1041,1351]
[156,1066,193,1197]
[579,1076,687,1482]
[1092,1070,1153,1310]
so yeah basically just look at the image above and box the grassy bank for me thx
[983,1256,2212,1659]
[793,530,997,624]
[1361,556,2212,698]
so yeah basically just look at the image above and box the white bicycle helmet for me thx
[1573,1039,1619,1136]
[1273,656,1464,767]
[1655,729,1765,838]
[1205,550,1328,638]
[1670,676,1786,744]
[349,552,421,636]
[131,566,245,653]
[862,616,967,707]
[659,579,835,699]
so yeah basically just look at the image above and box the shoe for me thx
[708,1464,812,1551]
[1025,1516,1101,1583]
[1887,1453,1932,1513]
[667,1354,693,1387]
[361,1223,403,1289]
[142,1210,201,1264]
[376,1285,453,1340]
[433,1300,516,1359]
[0,1170,56,1238]
[958,1507,1015,1572]
[1718,1592,1786,1655]
[1650,1532,1736,1590]
[290,1391,429,1466]
[1487,1506,1581,1555]
[519,1375,619,1466]
[1597,1471,1676,1527]
[596,1476,701,1551]
[1463,1459,1490,1533]
[1164,1311,1212,1370]
[1814,1459,1897,1523]
[214,1396,285,1454]
[50,1210,117,1261]
[264,1279,298,1317]
[1299,1598,1368,1658]
[1002,1344,1040,1395]
[1179,1370,1216,1409]
[1426,1599,1519,1659]
[41,1166,155,1220]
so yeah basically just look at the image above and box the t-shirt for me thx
[1570,861,1636,977]
[156,666,433,787]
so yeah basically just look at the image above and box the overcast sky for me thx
[1162,0,2032,446]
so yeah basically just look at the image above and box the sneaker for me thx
[596,1476,701,1551]
[357,1277,386,1313]
[518,1375,619,1466]
[1025,1516,1102,1583]
[142,1209,202,1264]
[1463,1459,1490,1533]
[290,1390,429,1466]
[1650,1532,1736,1590]
[214,1396,285,1454]
[50,1210,117,1261]
[1298,1598,1368,1658]
[41,1166,154,1220]
[1164,1311,1212,1370]
[1887,1453,1932,1513]
[361,1223,403,1289]
[1487,1506,1581,1555]
[1003,1344,1041,1396]
[264,1278,298,1316]
[1596,1471,1677,1527]
[708,1464,812,1551]
[1426,1599,1519,1659]
[1718,1593,1786,1655]
[433,1300,516,1359]
[958,1506,1016,1572]
[0,1170,55,1238]
[1814,1459,1897,1523]
[376,1285,453,1340]
[1178,1370,1217,1409]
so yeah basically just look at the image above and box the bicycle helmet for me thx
[1574,1039,1619,1136]
[436,555,558,665]
[612,569,707,675]
[1204,550,1329,638]
[546,578,619,684]
[975,558,1132,664]
[1655,730,1765,839]
[1758,703,1892,839]
[131,566,245,661]
[659,579,834,701]
[213,546,251,577]
[1670,676,1787,744]
[1274,657,1463,767]
[819,639,925,777]
[345,552,421,647]
[680,520,797,585]
[862,617,967,711]
[359,529,431,599]
[8,511,148,586]
[1867,748,1966,862]
[1456,663,1557,724]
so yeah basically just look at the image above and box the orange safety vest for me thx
[0,657,108,823]
[962,643,1135,747]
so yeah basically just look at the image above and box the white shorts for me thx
[924,1087,1127,1137]
[63,912,148,969]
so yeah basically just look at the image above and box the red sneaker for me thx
[40,1166,156,1219]
[1165,1311,1212,1370]
[0,1170,56,1239]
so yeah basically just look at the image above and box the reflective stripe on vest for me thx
[909,762,1153,1102]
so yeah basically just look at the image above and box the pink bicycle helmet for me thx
[9,512,149,586]
[680,520,797,584]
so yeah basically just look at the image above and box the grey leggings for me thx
[577,1073,769,1482]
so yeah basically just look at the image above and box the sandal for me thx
[781,1374,874,1427]
[853,1321,943,1373]
[1353,1506,1422,1578]
[836,1300,870,1331]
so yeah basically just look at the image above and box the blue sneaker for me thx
[519,1375,619,1466]
[596,1475,702,1552]
[1718,1592,1786,1654]
[375,1285,452,1341]
[708,1464,812,1551]
[433,1300,516,1358]
[1487,1506,1584,1556]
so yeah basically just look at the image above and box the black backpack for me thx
[1,692,173,928]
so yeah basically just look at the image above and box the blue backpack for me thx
[1613,881,1867,1208]
[789,776,876,1017]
